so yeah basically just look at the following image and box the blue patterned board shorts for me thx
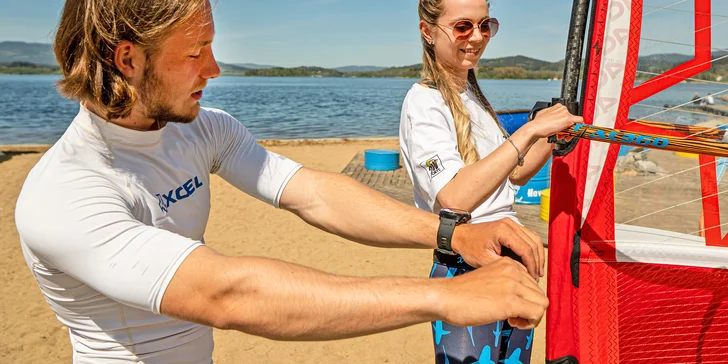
[429,256,534,364]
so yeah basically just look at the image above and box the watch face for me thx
[440,208,471,223]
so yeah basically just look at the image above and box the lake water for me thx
[1,75,725,145]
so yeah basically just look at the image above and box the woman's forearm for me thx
[436,126,539,212]
[510,138,553,186]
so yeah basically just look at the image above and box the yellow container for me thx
[675,151,700,159]
[540,188,551,222]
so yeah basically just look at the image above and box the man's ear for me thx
[113,41,144,78]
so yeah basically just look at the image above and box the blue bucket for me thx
[498,111,551,205]
[618,145,633,157]
[717,158,728,182]
[497,112,530,136]
[514,158,551,204]
[364,149,400,171]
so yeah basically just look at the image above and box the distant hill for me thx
[636,52,728,81]
[230,64,386,73]
[0,41,57,66]
[0,41,253,75]
[638,53,693,68]
[353,53,727,81]
[336,65,387,73]
[217,62,250,75]
[349,64,422,78]
[638,52,728,69]
[476,56,564,80]
[479,55,564,71]
[233,63,278,69]
[0,61,59,75]
[0,41,725,81]
[245,66,344,77]
[351,56,565,79]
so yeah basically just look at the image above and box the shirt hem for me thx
[152,242,205,314]
[274,164,304,209]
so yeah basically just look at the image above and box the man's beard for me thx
[139,65,200,128]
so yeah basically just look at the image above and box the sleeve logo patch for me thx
[421,155,445,179]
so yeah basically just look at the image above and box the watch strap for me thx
[437,216,458,252]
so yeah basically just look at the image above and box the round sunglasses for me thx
[438,18,500,40]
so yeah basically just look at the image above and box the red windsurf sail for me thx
[546,1,728,363]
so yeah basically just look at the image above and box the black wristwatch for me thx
[437,208,471,254]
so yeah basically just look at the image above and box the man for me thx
[692,92,701,105]
[15,0,548,362]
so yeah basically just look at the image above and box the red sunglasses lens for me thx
[452,19,499,39]
[452,21,475,38]
[484,19,499,38]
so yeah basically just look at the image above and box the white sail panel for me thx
[582,0,633,227]
[614,224,728,269]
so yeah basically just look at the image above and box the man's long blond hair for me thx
[419,0,501,166]
[54,0,208,120]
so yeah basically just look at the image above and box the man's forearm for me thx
[222,256,441,340]
[282,168,439,249]
[161,247,548,340]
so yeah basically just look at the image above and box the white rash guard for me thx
[15,105,302,363]
[399,83,518,224]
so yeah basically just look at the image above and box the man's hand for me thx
[435,258,548,330]
[450,219,545,280]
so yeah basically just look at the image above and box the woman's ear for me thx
[420,20,434,45]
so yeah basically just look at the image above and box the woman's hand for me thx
[518,104,582,142]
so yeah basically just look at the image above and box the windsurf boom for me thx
[557,121,728,157]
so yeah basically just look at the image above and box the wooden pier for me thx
[664,103,728,117]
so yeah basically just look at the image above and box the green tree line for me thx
[0,62,60,75]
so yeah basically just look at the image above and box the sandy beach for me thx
[0,138,549,364]
[3,134,724,363]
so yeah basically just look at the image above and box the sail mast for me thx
[561,0,593,114]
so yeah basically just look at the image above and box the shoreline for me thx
[4,112,724,152]
[0,137,402,153]
[0,73,564,81]
[3,73,725,84]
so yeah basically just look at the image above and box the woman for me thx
[399,0,581,363]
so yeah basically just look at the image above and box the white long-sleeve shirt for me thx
[399,83,517,224]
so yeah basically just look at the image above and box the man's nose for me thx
[203,51,221,79]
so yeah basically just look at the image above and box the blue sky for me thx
[0,0,726,68]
